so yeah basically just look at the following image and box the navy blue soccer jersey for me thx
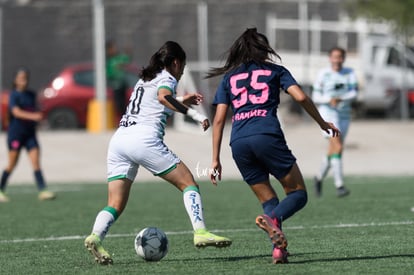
[8,89,38,133]
[213,61,298,144]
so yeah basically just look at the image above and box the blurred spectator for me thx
[105,40,132,118]
[0,68,56,202]
[312,47,358,198]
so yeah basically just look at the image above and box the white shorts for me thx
[319,107,351,141]
[107,126,180,182]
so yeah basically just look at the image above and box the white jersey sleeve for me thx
[157,74,177,95]
[312,68,332,104]
[339,69,358,101]
[119,70,178,138]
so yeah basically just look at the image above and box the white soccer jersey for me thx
[312,67,358,120]
[119,69,177,138]
[107,69,181,181]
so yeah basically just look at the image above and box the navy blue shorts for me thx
[231,134,296,185]
[7,132,39,151]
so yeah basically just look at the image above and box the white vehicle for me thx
[358,35,414,115]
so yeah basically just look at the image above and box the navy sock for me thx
[262,197,279,217]
[272,190,308,222]
[34,170,46,191]
[0,170,10,191]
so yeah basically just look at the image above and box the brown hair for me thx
[206,28,280,78]
[140,41,186,81]
[329,47,346,58]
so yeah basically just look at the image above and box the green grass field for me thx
[0,176,413,274]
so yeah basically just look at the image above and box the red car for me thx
[39,63,140,129]
[0,91,9,130]
[409,90,414,117]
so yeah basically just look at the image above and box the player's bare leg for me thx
[107,178,133,215]
[6,150,20,172]
[0,150,20,202]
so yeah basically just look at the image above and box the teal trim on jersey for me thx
[107,174,127,182]
[349,83,358,90]
[158,122,166,137]
[158,86,174,94]
[183,185,200,194]
[157,112,169,138]
[157,120,165,138]
[162,111,171,118]
[159,130,165,138]
[103,206,119,220]
[329,153,342,159]
[155,164,177,176]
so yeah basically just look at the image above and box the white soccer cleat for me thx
[193,229,232,248]
[38,190,56,201]
[0,191,10,203]
[84,233,113,265]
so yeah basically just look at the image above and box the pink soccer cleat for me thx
[255,214,287,249]
[272,247,289,264]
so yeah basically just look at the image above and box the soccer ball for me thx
[134,227,168,261]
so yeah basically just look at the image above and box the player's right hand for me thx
[210,161,222,186]
[321,121,340,137]
[33,112,43,122]
[183,93,204,106]
[201,119,210,131]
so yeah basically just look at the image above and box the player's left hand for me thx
[322,121,341,137]
[183,93,203,106]
[33,112,44,122]
[329,98,342,107]
[210,161,222,186]
[321,121,341,137]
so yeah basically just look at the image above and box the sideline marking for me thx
[1,220,413,244]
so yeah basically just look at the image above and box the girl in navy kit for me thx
[0,68,55,202]
[208,28,340,264]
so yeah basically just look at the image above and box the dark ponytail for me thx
[140,41,186,81]
[206,28,280,78]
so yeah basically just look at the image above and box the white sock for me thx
[330,156,343,188]
[317,155,330,181]
[92,209,116,241]
[183,186,206,231]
